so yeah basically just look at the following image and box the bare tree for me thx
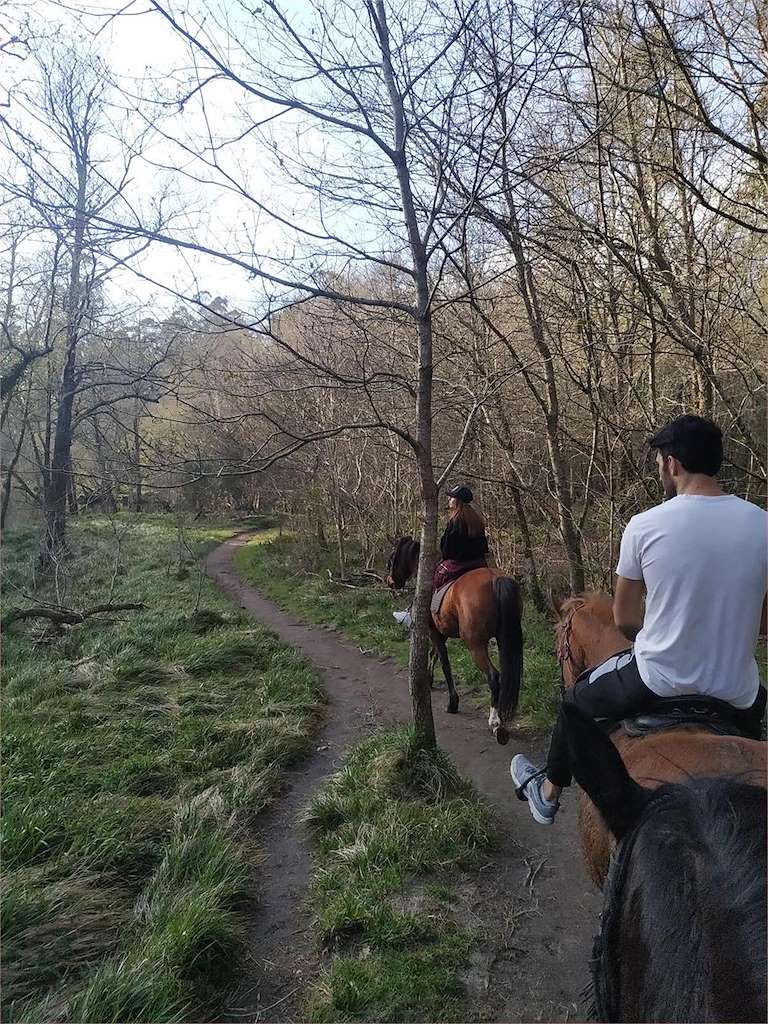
[0,42,160,563]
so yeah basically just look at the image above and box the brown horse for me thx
[386,536,523,744]
[555,591,767,887]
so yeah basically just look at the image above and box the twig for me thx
[254,985,300,1020]
[524,856,547,894]
[361,569,386,584]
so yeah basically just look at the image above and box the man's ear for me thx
[564,704,650,839]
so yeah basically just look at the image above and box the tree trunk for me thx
[39,344,79,569]
[66,453,79,515]
[1,401,29,530]
[132,406,143,512]
[508,481,547,613]
[409,463,438,746]
[374,0,436,747]
[335,497,346,578]
[39,141,88,570]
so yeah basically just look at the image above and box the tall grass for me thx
[2,515,323,1022]
[235,533,562,730]
[304,728,494,1021]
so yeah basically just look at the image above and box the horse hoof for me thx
[447,697,459,714]
[495,726,510,746]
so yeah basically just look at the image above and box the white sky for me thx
[14,0,364,315]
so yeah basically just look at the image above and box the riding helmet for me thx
[447,484,473,503]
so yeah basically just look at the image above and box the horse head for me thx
[386,536,420,590]
[555,592,619,689]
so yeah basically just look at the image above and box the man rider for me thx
[511,415,767,825]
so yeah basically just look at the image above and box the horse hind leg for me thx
[468,642,508,745]
[432,631,459,714]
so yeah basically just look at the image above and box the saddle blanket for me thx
[430,561,488,616]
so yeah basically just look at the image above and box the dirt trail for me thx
[207,533,599,1023]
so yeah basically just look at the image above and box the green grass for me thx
[235,533,562,731]
[304,727,494,1022]
[2,514,323,1022]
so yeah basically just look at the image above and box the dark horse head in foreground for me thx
[386,536,522,744]
[566,704,767,1023]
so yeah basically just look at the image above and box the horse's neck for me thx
[406,540,420,580]
[580,615,627,671]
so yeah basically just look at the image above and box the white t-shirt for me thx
[616,494,767,709]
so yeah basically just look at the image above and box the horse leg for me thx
[467,641,508,745]
[432,630,458,713]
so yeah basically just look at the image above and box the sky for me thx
[10,0,382,316]
[82,0,291,310]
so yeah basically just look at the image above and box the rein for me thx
[557,606,586,692]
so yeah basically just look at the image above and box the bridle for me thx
[556,606,586,694]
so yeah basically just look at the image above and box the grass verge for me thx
[303,727,494,1022]
[2,514,323,1022]
[234,533,561,731]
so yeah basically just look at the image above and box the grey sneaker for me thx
[510,755,559,825]
[393,610,413,628]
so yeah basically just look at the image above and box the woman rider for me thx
[393,484,489,626]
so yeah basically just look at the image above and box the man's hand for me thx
[614,576,645,642]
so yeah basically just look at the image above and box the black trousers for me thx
[546,651,767,788]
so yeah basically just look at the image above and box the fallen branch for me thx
[325,569,386,589]
[361,569,386,584]
[2,602,145,629]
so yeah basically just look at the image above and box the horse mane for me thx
[554,591,614,665]
[598,777,767,1021]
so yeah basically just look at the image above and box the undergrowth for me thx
[2,515,323,1022]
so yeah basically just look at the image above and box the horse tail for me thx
[494,577,523,718]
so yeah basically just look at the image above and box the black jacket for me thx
[439,518,489,562]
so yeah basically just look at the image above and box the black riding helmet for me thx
[446,484,473,503]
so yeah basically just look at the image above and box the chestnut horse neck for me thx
[556,592,629,688]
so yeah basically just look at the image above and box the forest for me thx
[2,2,766,1021]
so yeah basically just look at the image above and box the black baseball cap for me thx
[446,485,473,503]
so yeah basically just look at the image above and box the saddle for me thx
[430,560,488,616]
[619,695,754,740]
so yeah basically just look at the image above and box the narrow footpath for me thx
[207,533,599,1023]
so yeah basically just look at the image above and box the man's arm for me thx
[614,576,645,642]
[760,596,767,639]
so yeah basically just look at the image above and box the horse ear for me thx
[563,704,650,840]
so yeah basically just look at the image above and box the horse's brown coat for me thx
[387,538,522,740]
[556,591,767,887]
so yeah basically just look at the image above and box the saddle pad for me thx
[431,580,456,616]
